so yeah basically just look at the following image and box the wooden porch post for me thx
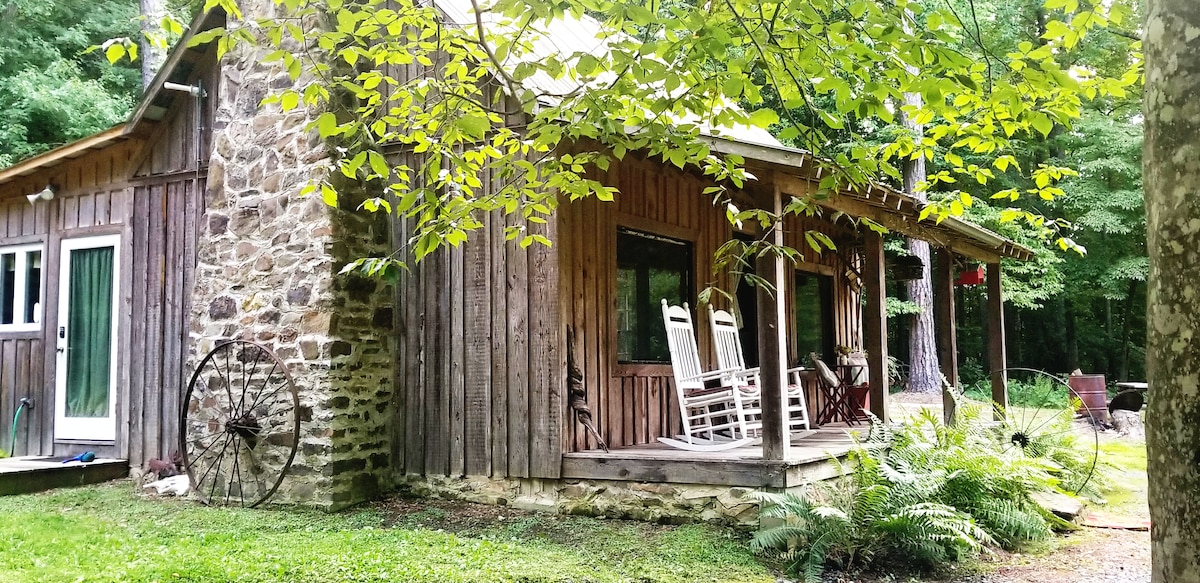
[755,184,788,461]
[987,262,1008,420]
[934,248,959,425]
[863,230,889,420]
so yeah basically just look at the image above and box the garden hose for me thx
[9,403,23,457]
[9,398,32,457]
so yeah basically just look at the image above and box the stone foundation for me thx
[399,475,792,527]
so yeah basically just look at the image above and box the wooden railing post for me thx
[864,230,889,421]
[987,262,1008,420]
[935,248,959,425]
[756,184,788,461]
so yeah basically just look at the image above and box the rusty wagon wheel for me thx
[179,340,299,508]
[995,368,1099,496]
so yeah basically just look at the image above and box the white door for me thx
[54,234,120,441]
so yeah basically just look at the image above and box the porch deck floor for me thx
[0,456,128,496]
[561,426,863,489]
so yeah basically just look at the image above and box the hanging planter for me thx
[888,255,925,281]
[954,265,985,286]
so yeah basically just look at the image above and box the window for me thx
[0,245,42,331]
[794,271,834,362]
[616,229,692,363]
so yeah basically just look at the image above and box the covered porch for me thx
[557,137,1033,478]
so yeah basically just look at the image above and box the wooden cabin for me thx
[0,2,1031,514]
[390,136,1032,492]
[0,12,222,464]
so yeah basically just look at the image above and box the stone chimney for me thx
[189,2,395,509]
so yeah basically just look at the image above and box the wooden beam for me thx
[863,230,889,420]
[935,248,959,425]
[774,175,1006,264]
[755,184,788,461]
[987,262,1008,420]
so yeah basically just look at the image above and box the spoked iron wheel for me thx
[180,340,299,508]
[995,367,1099,495]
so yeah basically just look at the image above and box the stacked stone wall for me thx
[401,476,787,527]
[190,2,394,509]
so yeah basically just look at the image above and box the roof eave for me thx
[701,134,1034,262]
[0,126,128,186]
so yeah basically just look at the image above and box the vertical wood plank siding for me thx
[557,156,862,452]
[387,154,564,480]
[0,55,215,464]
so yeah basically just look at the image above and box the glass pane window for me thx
[0,245,43,330]
[794,271,834,362]
[616,229,692,363]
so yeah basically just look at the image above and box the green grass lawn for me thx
[0,483,775,583]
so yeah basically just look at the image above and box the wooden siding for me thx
[0,52,214,464]
[558,156,863,452]
[390,166,564,480]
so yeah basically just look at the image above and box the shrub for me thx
[752,396,1081,581]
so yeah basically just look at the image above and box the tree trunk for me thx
[140,0,167,88]
[1065,299,1080,371]
[1120,280,1136,381]
[900,90,941,394]
[1145,3,1200,580]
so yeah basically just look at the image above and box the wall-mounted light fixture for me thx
[26,185,54,205]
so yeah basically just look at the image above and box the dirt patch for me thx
[370,495,674,546]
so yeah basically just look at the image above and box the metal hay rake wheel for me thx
[994,367,1100,496]
[179,340,300,508]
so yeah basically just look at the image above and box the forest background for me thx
[1,0,1147,386]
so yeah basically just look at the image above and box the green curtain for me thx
[65,246,113,418]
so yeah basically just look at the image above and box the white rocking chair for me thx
[659,300,760,451]
[709,305,812,432]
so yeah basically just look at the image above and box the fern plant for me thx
[752,393,1090,581]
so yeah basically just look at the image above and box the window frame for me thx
[615,227,694,365]
[0,243,43,333]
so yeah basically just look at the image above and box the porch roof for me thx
[704,136,1035,263]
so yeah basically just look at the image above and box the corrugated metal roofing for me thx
[433,0,781,146]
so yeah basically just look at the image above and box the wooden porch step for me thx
[561,428,859,488]
[0,456,129,496]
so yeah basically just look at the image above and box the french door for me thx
[54,234,120,441]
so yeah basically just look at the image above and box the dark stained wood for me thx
[527,214,561,478]
[389,208,408,473]
[935,248,959,425]
[143,184,166,464]
[987,262,1008,419]
[463,207,491,476]
[449,244,465,477]
[403,217,425,475]
[424,249,448,476]
[489,208,508,477]
[755,185,788,461]
[505,214,531,479]
[863,230,889,420]
[127,186,151,466]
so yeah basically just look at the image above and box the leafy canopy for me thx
[0,0,141,166]
[150,0,1139,271]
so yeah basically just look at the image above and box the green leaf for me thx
[458,115,490,139]
[748,108,780,128]
[1030,114,1054,138]
[105,43,126,64]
